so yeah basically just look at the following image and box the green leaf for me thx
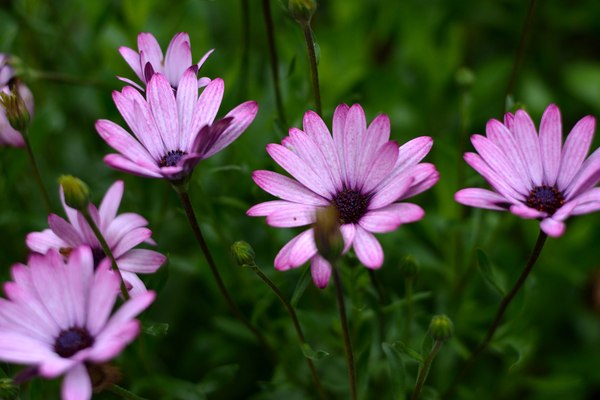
[143,322,169,337]
[287,55,297,78]
[392,341,424,364]
[301,343,330,360]
[382,342,407,399]
[476,249,506,295]
[291,266,311,308]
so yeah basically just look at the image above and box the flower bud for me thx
[314,206,343,263]
[400,255,419,279]
[0,379,19,400]
[289,0,316,24]
[455,67,475,89]
[231,241,256,267]
[429,314,453,342]
[59,175,90,211]
[0,85,30,132]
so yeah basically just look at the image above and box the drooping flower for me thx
[0,54,33,147]
[118,32,213,91]
[0,247,154,400]
[26,180,166,296]
[96,68,258,182]
[455,103,600,237]
[247,104,439,288]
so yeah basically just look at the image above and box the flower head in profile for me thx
[118,32,213,91]
[0,247,154,400]
[0,54,33,147]
[96,68,258,183]
[455,104,600,237]
[26,180,166,296]
[248,104,439,288]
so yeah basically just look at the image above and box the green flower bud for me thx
[400,255,419,278]
[289,0,316,23]
[429,314,453,342]
[455,67,475,89]
[0,85,30,132]
[59,175,90,211]
[231,241,256,266]
[314,206,343,263]
[0,378,19,400]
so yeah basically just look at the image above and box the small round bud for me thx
[0,378,19,400]
[59,175,90,211]
[455,67,475,89]
[314,206,343,263]
[400,255,419,278]
[289,0,317,23]
[231,241,256,266]
[429,314,453,342]
[0,85,30,132]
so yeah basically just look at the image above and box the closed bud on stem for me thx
[314,206,343,263]
[0,378,19,400]
[429,314,453,342]
[59,175,90,211]
[231,241,256,267]
[400,255,419,279]
[289,0,316,24]
[0,84,30,132]
[455,67,475,89]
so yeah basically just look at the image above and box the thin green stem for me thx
[262,0,288,128]
[332,264,357,400]
[404,277,414,343]
[504,0,538,111]
[82,210,130,300]
[27,69,106,87]
[300,21,322,116]
[173,186,270,350]
[411,340,443,400]
[238,0,250,100]
[249,264,327,399]
[108,384,149,400]
[22,133,51,214]
[444,230,547,398]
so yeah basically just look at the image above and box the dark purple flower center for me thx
[526,185,564,215]
[332,188,370,224]
[54,327,94,358]
[159,150,187,167]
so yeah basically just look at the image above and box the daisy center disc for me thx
[332,189,370,224]
[526,185,565,215]
[159,150,187,168]
[54,327,94,358]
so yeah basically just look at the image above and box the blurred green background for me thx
[1,0,600,399]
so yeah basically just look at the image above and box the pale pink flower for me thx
[0,247,154,400]
[455,104,600,237]
[26,180,166,296]
[96,68,258,182]
[0,54,33,147]
[248,104,439,288]
[118,32,213,91]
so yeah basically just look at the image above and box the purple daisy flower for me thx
[248,104,439,288]
[26,180,166,296]
[0,54,33,147]
[96,68,258,182]
[118,32,213,91]
[0,247,154,400]
[455,103,600,237]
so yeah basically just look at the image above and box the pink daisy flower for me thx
[455,103,600,237]
[96,68,258,182]
[248,104,439,288]
[0,54,33,147]
[0,247,154,400]
[118,32,213,91]
[26,180,166,296]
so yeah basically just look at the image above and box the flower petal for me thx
[26,229,67,254]
[539,104,562,185]
[118,46,143,82]
[360,203,424,233]
[137,33,164,78]
[509,204,545,219]
[265,203,317,227]
[486,119,531,187]
[251,170,329,206]
[557,115,596,190]
[361,141,399,193]
[311,256,332,289]
[341,104,367,188]
[86,265,119,336]
[540,218,565,237]
[463,153,524,202]
[369,175,414,209]
[189,78,224,149]
[202,101,258,159]
[352,226,383,269]
[303,110,343,189]
[177,67,199,150]
[274,229,317,271]
[513,110,543,186]
[48,214,82,248]
[164,32,192,87]
[104,154,163,179]
[147,73,180,151]
[98,181,124,229]
[117,249,166,274]
[61,363,92,400]
[454,188,510,211]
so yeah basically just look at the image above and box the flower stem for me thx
[411,340,444,400]
[262,0,288,128]
[108,384,148,400]
[173,187,270,349]
[22,133,51,214]
[82,209,130,300]
[332,264,357,400]
[247,263,327,399]
[404,277,414,343]
[238,0,250,100]
[445,230,547,397]
[300,21,322,116]
[26,69,106,88]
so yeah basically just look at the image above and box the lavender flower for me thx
[118,32,213,91]
[0,247,154,400]
[26,180,166,296]
[96,68,258,182]
[248,104,439,288]
[455,104,600,237]
[0,54,33,147]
